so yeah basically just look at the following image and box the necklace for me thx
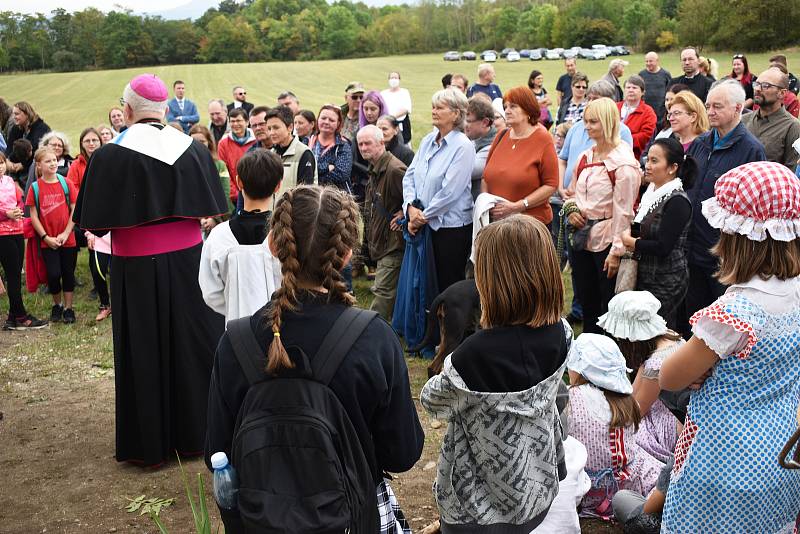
[510,126,534,149]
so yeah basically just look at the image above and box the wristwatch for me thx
[522,198,529,209]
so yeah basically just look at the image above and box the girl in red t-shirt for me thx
[25,147,79,324]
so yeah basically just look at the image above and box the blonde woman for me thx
[563,97,641,334]
[667,90,710,149]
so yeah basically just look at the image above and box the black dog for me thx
[409,279,481,377]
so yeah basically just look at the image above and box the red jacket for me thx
[617,101,657,160]
[66,154,88,190]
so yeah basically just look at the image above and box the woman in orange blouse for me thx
[563,97,641,334]
[482,86,559,223]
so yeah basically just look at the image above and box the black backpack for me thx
[226,307,380,534]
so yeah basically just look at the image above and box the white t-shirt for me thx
[381,88,412,121]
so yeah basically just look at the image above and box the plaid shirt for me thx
[377,480,411,534]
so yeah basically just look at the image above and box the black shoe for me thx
[50,304,64,323]
[88,289,98,300]
[4,314,49,331]
[62,308,76,324]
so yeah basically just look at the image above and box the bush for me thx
[655,30,677,50]
[51,50,83,72]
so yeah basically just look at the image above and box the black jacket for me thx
[226,101,254,117]
[205,293,425,481]
[386,134,414,166]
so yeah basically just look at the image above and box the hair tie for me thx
[273,331,281,338]
[683,154,687,161]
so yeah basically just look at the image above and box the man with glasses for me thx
[464,96,497,200]
[671,47,713,103]
[742,68,800,169]
[341,81,364,142]
[682,79,765,330]
[640,52,672,127]
[218,108,257,206]
[227,86,254,117]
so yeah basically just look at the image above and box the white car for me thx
[483,51,497,62]
[506,51,521,62]
[545,48,562,60]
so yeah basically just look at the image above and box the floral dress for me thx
[662,276,800,533]
[634,341,682,463]
[568,384,663,519]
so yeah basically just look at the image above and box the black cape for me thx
[77,121,226,466]
[74,122,227,230]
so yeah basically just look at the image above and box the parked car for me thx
[529,49,543,61]
[481,50,498,61]
[562,49,578,59]
[580,48,607,60]
[443,51,460,61]
[519,49,531,58]
[612,45,631,55]
[545,48,562,60]
[461,50,477,60]
[507,50,521,62]
[592,44,609,50]
[500,47,514,58]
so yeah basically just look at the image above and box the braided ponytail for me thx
[266,189,299,375]
[265,185,362,375]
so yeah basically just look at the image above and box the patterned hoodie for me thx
[420,332,569,533]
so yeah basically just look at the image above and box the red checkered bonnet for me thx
[701,161,800,242]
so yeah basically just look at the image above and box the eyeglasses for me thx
[753,81,787,90]
[350,94,363,100]
[237,92,246,96]
[667,110,690,118]
[250,121,267,128]
[573,85,588,90]
[733,54,744,59]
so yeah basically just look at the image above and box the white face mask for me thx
[388,78,400,89]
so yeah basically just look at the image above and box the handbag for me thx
[614,252,638,293]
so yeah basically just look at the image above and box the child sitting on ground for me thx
[25,147,78,324]
[599,291,682,462]
[199,149,283,321]
[567,333,664,520]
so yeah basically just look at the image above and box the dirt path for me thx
[0,328,617,533]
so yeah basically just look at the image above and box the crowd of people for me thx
[2,47,800,533]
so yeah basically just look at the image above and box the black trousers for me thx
[89,249,111,307]
[431,223,472,294]
[570,245,616,334]
[0,234,26,317]
[41,246,78,295]
[682,263,726,335]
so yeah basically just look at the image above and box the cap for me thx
[567,333,633,394]
[703,161,800,242]
[598,291,667,341]
[129,74,168,102]
[345,82,365,95]
[210,451,229,469]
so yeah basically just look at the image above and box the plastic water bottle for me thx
[211,452,238,510]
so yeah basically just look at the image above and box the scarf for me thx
[230,129,254,146]
[634,178,683,223]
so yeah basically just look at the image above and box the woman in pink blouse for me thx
[563,97,641,334]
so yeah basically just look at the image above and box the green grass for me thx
[1,50,798,147]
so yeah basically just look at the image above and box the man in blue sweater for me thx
[165,80,199,134]
[684,79,765,328]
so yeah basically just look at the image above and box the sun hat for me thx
[597,291,667,341]
[129,74,168,102]
[702,161,800,242]
[568,333,633,394]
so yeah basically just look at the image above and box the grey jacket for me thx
[421,342,568,533]
[471,127,497,200]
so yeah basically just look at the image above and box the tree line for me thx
[1,0,798,73]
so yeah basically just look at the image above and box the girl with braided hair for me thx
[205,185,424,533]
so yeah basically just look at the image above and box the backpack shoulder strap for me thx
[575,154,589,180]
[608,168,617,187]
[312,307,378,385]
[226,316,267,386]
[31,181,40,212]
[56,175,70,206]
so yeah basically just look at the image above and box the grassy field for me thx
[1,49,799,146]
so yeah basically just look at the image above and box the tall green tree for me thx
[321,5,359,58]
